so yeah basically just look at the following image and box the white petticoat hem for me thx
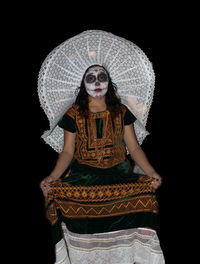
[54,222,165,264]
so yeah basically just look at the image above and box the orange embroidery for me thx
[65,104,127,168]
[48,175,155,202]
[46,195,158,224]
[45,176,158,224]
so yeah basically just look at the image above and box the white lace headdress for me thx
[38,30,155,157]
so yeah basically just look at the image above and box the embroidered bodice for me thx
[58,104,136,168]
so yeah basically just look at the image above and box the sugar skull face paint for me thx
[84,66,108,98]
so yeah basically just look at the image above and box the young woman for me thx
[40,65,162,194]
[40,64,164,263]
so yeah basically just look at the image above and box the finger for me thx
[152,182,158,189]
[42,188,50,197]
[42,180,51,187]
[40,181,45,188]
[156,178,162,184]
[44,188,51,197]
[152,180,161,189]
[41,183,51,193]
[155,179,161,185]
[44,185,51,191]
[40,179,48,187]
[44,190,48,197]
[40,183,47,190]
[40,183,45,190]
[153,177,161,183]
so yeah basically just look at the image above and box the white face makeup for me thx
[84,66,108,98]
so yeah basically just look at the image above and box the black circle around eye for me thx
[85,74,96,83]
[98,73,108,82]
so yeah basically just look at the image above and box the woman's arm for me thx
[123,124,162,189]
[49,130,76,180]
[40,130,76,196]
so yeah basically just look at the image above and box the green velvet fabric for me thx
[124,107,136,125]
[48,106,159,245]
[49,156,159,245]
[51,212,159,245]
[63,157,138,186]
[58,113,76,133]
[63,212,159,234]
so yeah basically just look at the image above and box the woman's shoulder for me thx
[119,104,137,123]
[65,104,79,119]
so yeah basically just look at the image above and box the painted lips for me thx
[94,88,102,92]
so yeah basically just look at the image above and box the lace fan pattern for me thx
[38,30,155,162]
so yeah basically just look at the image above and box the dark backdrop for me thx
[7,3,194,263]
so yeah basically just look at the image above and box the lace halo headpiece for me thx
[38,30,155,161]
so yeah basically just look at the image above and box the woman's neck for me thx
[88,95,106,107]
[88,95,107,112]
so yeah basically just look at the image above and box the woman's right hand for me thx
[40,176,54,197]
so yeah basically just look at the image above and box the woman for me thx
[40,64,164,263]
[40,65,162,193]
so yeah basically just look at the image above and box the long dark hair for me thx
[74,65,122,119]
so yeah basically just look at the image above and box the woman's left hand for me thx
[149,172,162,189]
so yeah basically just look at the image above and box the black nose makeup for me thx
[95,81,100,86]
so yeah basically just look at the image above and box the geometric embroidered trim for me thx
[46,195,158,223]
[45,175,158,224]
[48,175,155,202]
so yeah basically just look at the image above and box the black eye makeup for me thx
[85,74,96,83]
[97,72,108,82]
[85,72,108,83]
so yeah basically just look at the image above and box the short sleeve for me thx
[124,107,136,125]
[58,106,76,133]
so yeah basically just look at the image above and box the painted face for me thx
[84,66,108,98]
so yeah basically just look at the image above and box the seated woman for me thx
[39,30,164,264]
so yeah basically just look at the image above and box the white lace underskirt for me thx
[55,222,165,264]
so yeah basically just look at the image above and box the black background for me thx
[6,2,195,263]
